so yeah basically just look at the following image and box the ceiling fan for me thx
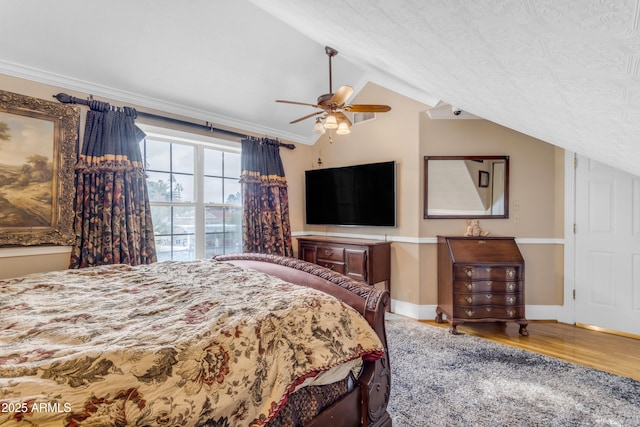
[276,46,391,137]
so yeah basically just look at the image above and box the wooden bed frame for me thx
[215,253,392,427]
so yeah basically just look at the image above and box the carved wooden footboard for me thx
[214,253,392,427]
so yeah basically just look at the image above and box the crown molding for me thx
[0,60,316,145]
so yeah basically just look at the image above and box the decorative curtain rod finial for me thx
[53,93,74,104]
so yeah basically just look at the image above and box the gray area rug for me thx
[385,313,640,426]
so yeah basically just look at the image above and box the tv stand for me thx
[297,236,392,293]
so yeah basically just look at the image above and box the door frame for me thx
[560,150,576,325]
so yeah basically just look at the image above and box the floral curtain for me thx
[240,137,293,257]
[69,101,156,268]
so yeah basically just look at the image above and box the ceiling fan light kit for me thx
[324,114,338,129]
[276,46,391,139]
[313,118,326,134]
[336,121,350,135]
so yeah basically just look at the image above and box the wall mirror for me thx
[424,155,509,219]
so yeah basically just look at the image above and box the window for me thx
[139,126,242,261]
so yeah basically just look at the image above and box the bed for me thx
[0,253,392,427]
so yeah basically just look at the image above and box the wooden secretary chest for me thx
[436,236,528,336]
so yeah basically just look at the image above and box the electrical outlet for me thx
[513,200,520,210]
[408,291,413,302]
[513,215,520,224]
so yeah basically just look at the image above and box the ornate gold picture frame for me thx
[0,90,79,246]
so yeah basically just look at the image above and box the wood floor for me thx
[420,319,640,381]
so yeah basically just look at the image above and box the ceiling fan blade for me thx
[335,111,352,127]
[276,99,321,108]
[344,104,392,113]
[290,110,324,124]
[329,85,354,106]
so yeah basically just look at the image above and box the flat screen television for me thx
[305,161,396,227]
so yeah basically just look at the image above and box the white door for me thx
[574,155,640,335]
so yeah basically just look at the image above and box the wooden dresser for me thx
[436,235,528,336]
[297,236,391,293]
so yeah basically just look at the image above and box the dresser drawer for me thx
[454,292,522,306]
[454,266,521,280]
[296,237,392,302]
[316,246,345,262]
[453,305,524,320]
[453,280,522,293]
[316,260,345,274]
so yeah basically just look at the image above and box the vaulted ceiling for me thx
[2,1,640,176]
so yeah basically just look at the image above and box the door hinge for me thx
[573,289,576,300]
[573,223,576,234]
[573,155,578,168]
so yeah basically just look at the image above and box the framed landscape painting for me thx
[0,90,79,246]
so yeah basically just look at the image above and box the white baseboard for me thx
[391,300,571,323]
[390,300,437,320]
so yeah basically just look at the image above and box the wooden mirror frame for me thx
[423,155,509,219]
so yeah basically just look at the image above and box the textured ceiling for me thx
[253,0,640,177]
[1,1,640,176]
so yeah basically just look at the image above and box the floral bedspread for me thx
[0,259,384,426]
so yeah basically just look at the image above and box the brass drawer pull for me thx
[324,250,334,256]
[507,283,517,291]
[323,263,335,270]
[507,309,516,318]
[465,310,475,317]
[466,283,474,290]
[507,296,516,304]
[485,294,493,299]
[507,269,516,278]
[466,268,474,278]
[465,296,473,304]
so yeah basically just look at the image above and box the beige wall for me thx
[286,82,565,310]
[0,74,566,315]
[295,83,426,238]
[419,118,563,237]
[418,114,565,306]
[287,83,429,307]
[0,248,71,279]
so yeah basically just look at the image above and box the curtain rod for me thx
[52,93,296,150]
